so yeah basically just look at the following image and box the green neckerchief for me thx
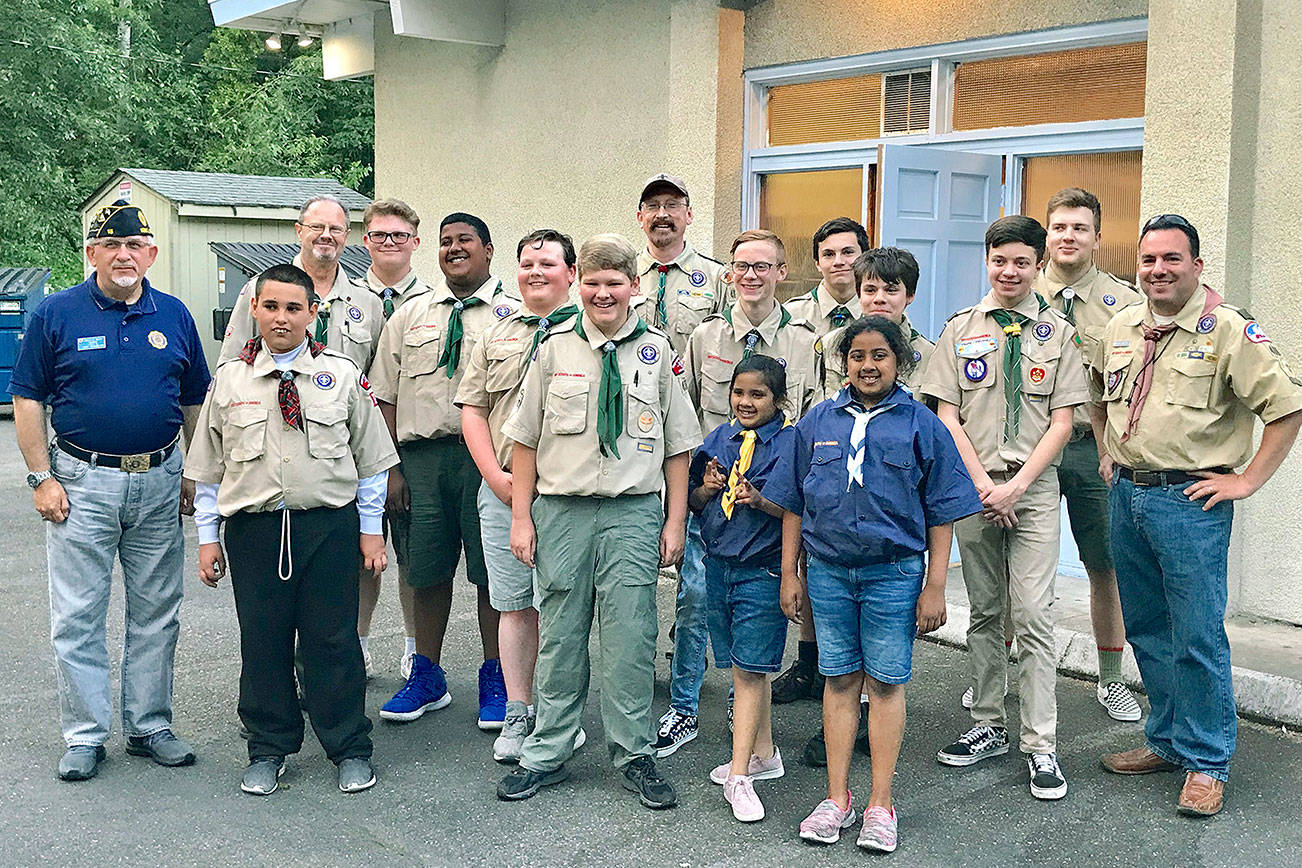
[437,294,486,377]
[814,284,854,328]
[1059,291,1075,325]
[382,288,396,319]
[724,305,791,360]
[654,265,670,328]
[573,315,649,459]
[520,303,580,362]
[313,300,331,345]
[989,294,1050,441]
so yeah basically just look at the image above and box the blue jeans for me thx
[805,554,925,684]
[668,514,708,716]
[703,556,787,673]
[47,445,186,747]
[1109,474,1236,780]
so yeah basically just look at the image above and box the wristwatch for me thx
[27,470,53,489]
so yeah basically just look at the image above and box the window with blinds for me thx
[767,75,883,146]
[952,42,1146,131]
[882,69,931,135]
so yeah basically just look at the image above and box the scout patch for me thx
[671,355,685,376]
[1103,294,1117,306]
[314,372,336,390]
[359,373,378,405]
[1197,314,1217,334]
[913,350,922,362]
[347,305,363,322]
[637,409,656,433]
[77,336,107,351]
[147,330,167,349]
[1028,366,1046,385]
[637,441,655,453]
[224,326,233,339]
[689,270,707,288]
[964,358,988,382]
[955,335,998,358]
[1032,322,1054,342]
[1106,370,1125,393]
[638,343,659,364]
[777,358,787,367]
[1244,321,1270,344]
[494,304,512,319]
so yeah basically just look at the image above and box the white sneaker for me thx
[961,686,974,709]
[400,650,415,680]
[709,747,785,784]
[362,646,374,681]
[1097,682,1143,722]
[573,727,587,752]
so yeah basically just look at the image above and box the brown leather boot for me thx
[1177,772,1224,816]
[1101,746,1179,775]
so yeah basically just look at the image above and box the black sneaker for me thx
[854,702,871,756]
[937,724,1010,767]
[496,764,570,801]
[802,706,871,767]
[652,708,698,758]
[771,660,823,704]
[622,756,677,809]
[1027,752,1068,800]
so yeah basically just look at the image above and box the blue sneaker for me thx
[379,653,451,722]
[478,658,507,731]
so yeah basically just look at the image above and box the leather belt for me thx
[1117,465,1230,487]
[57,437,177,472]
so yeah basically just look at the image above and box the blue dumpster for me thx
[0,268,52,404]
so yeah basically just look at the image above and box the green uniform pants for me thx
[519,493,662,773]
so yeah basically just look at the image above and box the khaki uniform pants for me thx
[956,468,1060,754]
[519,493,662,773]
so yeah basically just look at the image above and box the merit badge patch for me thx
[347,305,363,322]
[1106,370,1125,394]
[1197,314,1217,334]
[1028,366,1046,385]
[638,409,656,434]
[77,336,107,351]
[147,330,167,350]
[1103,294,1117,306]
[689,270,707,288]
[494,304,512,319]
[964,358,987,382]
[671,355,685,376]
[314,372,336,390]
[1032,322,1054,342]
[1244,321,1270,344]
[638,343,659,364]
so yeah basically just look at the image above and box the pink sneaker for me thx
[723,774,765,822]
[857,805,898,852]
[799,793,856,844]
[709,747,785,784]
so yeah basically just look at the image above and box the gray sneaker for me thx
[58,745,106,781]
[241,756,285,796]
[337,757,376,793]
[493,701,535,764]
[126,730,196,767]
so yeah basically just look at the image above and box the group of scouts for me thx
[17,174,1302,856]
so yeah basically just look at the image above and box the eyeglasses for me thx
[91,239,151,252]
[640,200,688,215]
[298,222,348,237]
[365,230,413,244]
[730,261,778,276]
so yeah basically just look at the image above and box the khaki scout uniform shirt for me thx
[631,244,730,357]
[1034,263,1141,428]
[364,267,423,317]
[921,290,1088,472]
[784,281,862,336]
[185,346,399,517]
[822,312,934,393]
[368,276,518,443]
[453,307,545,471]
[502,312,702,497]
[1090,285,1302,471]
[218,255,386,371]
[683,301,823,438]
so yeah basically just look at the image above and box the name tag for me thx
[955,335,998,358]
[77,336,107,351]
[1112,340,1131,348]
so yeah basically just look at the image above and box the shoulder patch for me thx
[1244,321,1271,344]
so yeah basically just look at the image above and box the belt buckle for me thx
[1132,469,1160,486]
[121,453,152,473]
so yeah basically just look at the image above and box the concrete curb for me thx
[921,602,1302,728]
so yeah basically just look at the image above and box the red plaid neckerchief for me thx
[238,336,326,430]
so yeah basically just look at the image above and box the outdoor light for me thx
[297,34,314,47]
[265,33,282,51]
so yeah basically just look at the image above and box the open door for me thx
[876,144,1003,339]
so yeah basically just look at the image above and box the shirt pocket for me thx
[700,357,733,417]
[804,442,844,493]
[402,328,443,377]
[625,375,662,439]
[303,403,351,459]
[1022,339,1062,396]
[545,378,590,435]
[224,406,268,463]
[1165,355,1215,408]
[485,341,527,393]
[958,350,998,393]
[674,294,715,334]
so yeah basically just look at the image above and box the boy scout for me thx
[1032,188,1144,722]
[784,217,870,333]
[496,233,701,809]
[1092,215,1302,816]
[219,196,384,371]
[186,264,398,796]
[654,228,822,758]
[455,228,584,763]
[920,216,1087,801]
[632,173,730,356]
[369,213,517,729]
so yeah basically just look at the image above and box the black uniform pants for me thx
[226,505,372,763]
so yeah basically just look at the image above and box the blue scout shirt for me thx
[10,274,211,454]
[689,412,796,567]
[766,383,982,568]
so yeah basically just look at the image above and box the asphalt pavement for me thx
[2,417,1300,867]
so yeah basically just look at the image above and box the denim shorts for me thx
[805,554,926,684]
[703,555,788,674]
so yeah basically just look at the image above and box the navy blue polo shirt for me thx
[766,384,982,568]
[10,274,211,454]
[690,413,795,567]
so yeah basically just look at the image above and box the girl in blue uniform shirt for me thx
[688,355,796,824]
[766,316,981,853]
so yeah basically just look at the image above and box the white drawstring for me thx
[277,509,293,581]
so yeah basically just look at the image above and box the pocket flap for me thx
[303,404,348,425]
[403,326,441,347]
[228,406,268,427]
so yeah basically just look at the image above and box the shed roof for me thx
[209,242,372,280]
[85,169,371,212]
[0,267,52,296]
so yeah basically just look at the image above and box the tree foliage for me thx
[0,0,373,287]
